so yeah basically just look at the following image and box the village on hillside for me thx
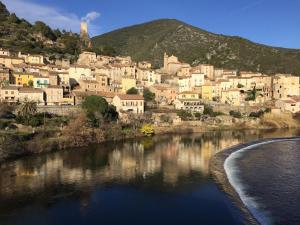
[0,22,300,125]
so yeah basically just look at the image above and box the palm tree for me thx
[18,101,37,117]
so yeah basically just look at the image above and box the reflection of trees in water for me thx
[0,129,299,204]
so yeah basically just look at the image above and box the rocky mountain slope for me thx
[92,19,300,75]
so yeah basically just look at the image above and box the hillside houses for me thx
[0,48,299,115]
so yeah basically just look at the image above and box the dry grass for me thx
[261,113,299,128]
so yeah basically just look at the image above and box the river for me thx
[226,138,300,225]
[0,129,299,225]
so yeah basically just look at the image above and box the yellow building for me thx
[121,78,137,93]
[273,74,300,100]
[13,72,35,86]
[201,84,216,101]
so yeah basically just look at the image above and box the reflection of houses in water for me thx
[1,129,295,199]
[0,135,228,197]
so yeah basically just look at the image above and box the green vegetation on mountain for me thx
[92,19,300,75]
[0,2,87,61]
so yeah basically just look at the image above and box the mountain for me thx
[92,19,300,75]
[0,1,90,62]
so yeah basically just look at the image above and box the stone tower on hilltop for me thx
[80,21,92,48]
[80,21,88,37]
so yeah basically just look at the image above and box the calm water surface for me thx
[0,129,299,225]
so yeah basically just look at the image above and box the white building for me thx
[112,94,144,114]
[0,48,10,57]
[68,65,93,83]
[178,72,205,93]
[18,88,44,105]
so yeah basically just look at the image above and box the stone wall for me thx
[37,105,81,117]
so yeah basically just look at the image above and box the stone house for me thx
[273,74,300,100]
[275,96,300,113]
[69,64,93,83]
[0,56,24,69]
[0,86,19,103]
[220,89,241,106]
[112,94,144,114]
[149,84,177,104]
[44,86,64,105]
[18,88,44,104]
[174,91,204,112]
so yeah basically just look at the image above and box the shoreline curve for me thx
[210,137,300,225]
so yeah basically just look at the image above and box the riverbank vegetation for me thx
[0,96,153,162]
[0,97,300,163]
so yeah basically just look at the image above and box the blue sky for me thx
[2,0,300,49]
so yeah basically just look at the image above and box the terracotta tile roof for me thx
[46,85,62,89]
[1,86,19,90]
[291,96,300,102]
[179,91,198,95]
[116,94,144,100]
[283,100,296,104]
[80,80,98,84]
[13,72,40,76]
[28,63,44,67]
[0,55,23,60]
[33,75,48,78]
[19,88,43,93]
[97,91,115,98]
[70,64,91,69]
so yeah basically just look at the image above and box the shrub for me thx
[265,108,271,113]
[249,110,265,118]
[0,120,10,129]
[33,21,56,41]
[126,87,138,95]
[0,103,15,119]
[82,96,118,127]
[143,88,155,102]
[28,116,43,127]
[202,104,225,117]
[212,97,219,102]
[203,104,213,115]
[261,113,297,128]
[237,83,244,88]
[177,110,192,121]
[213,111,225,117]
[194,112,202,119]
[160,114,171,123]
[245,88,257,101]
[229,110,242,118]
[140,124,154,137]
